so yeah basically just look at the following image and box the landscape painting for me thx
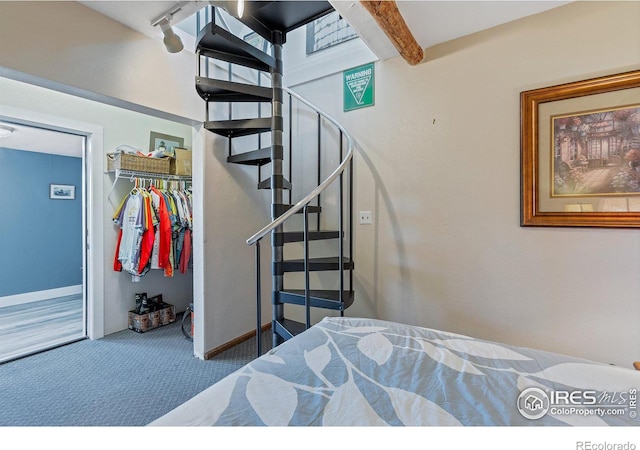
[552,105,640,197]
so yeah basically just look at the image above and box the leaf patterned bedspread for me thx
[149,317,640,426]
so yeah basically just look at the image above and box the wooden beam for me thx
[360,1,424,65]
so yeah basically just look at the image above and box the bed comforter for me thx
[149,317,640,426]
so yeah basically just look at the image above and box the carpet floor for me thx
[0,316,271,426]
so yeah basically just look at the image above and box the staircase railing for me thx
[247,87,354,355]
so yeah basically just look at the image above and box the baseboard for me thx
[204,323,272,360]
[0,285,83,308]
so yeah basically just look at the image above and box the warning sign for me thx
[343,63,374,111]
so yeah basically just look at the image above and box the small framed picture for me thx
[149,131,184,158]
[50,184,75,200]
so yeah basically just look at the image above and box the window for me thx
[306,11,358,54]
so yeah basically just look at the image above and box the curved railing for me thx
[246,87,354,245]
[247,87,354,355]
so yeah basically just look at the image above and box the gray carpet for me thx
[0,316,271,426]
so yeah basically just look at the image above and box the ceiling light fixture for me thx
[151,2,190,53]
[158,18,184,53]
[237,0,244,18]
[0,125,14,138]
[209,1,245,19]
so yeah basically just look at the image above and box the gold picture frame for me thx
[521,70,640,227]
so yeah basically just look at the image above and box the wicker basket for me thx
[107,152,171,174]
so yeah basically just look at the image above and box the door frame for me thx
[0,105,105,339]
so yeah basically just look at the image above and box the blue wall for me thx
[0,147,82,296]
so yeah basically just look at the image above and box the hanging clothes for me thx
[149,185,172,271]
[179,228,192,274]
[169,187,193,274]
[113,178,192,281]
[113,188,145,278]
[136,189,157,277]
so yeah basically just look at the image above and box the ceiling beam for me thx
[359,1,423,65]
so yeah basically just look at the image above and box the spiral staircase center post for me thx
[271,31,285,347]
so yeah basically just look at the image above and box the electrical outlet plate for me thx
[359,211,372,224]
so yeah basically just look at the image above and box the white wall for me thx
[193,62,273,357]
[0,1,201,123]
[291,1,640,367]
[195,130,273,357]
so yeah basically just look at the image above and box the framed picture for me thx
[50,184,75,200]
[149,132,184,158]
[521,70,640,227]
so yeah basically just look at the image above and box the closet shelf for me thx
[107,169,192,202]
[111,169,192,182]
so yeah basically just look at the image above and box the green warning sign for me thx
[343,63,374,112]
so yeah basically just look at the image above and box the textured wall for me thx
[0,1,201,123]
[292,1,640,366]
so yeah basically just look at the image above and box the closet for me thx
[108,168,194,335]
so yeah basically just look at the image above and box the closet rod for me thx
[107,169,192,202]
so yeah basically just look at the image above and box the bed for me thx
[149,317,640,426]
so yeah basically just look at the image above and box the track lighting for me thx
[151,2,192,53]
[158,18,184,53]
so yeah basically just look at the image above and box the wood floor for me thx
[0,294,85,364]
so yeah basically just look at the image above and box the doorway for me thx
[0,120,87,363]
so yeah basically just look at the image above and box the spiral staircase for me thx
[196,2,355,355]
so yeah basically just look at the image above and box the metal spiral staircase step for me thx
[277,289,354,311]
[275,257,354,274]
[197,22,276,72]
[196,77,273,103]
[273,203,321,217]
[273,318,306,341]
[273,230,340,245]
[204,117,272,138]
[258,175,291,190]
[227,147,271,166]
